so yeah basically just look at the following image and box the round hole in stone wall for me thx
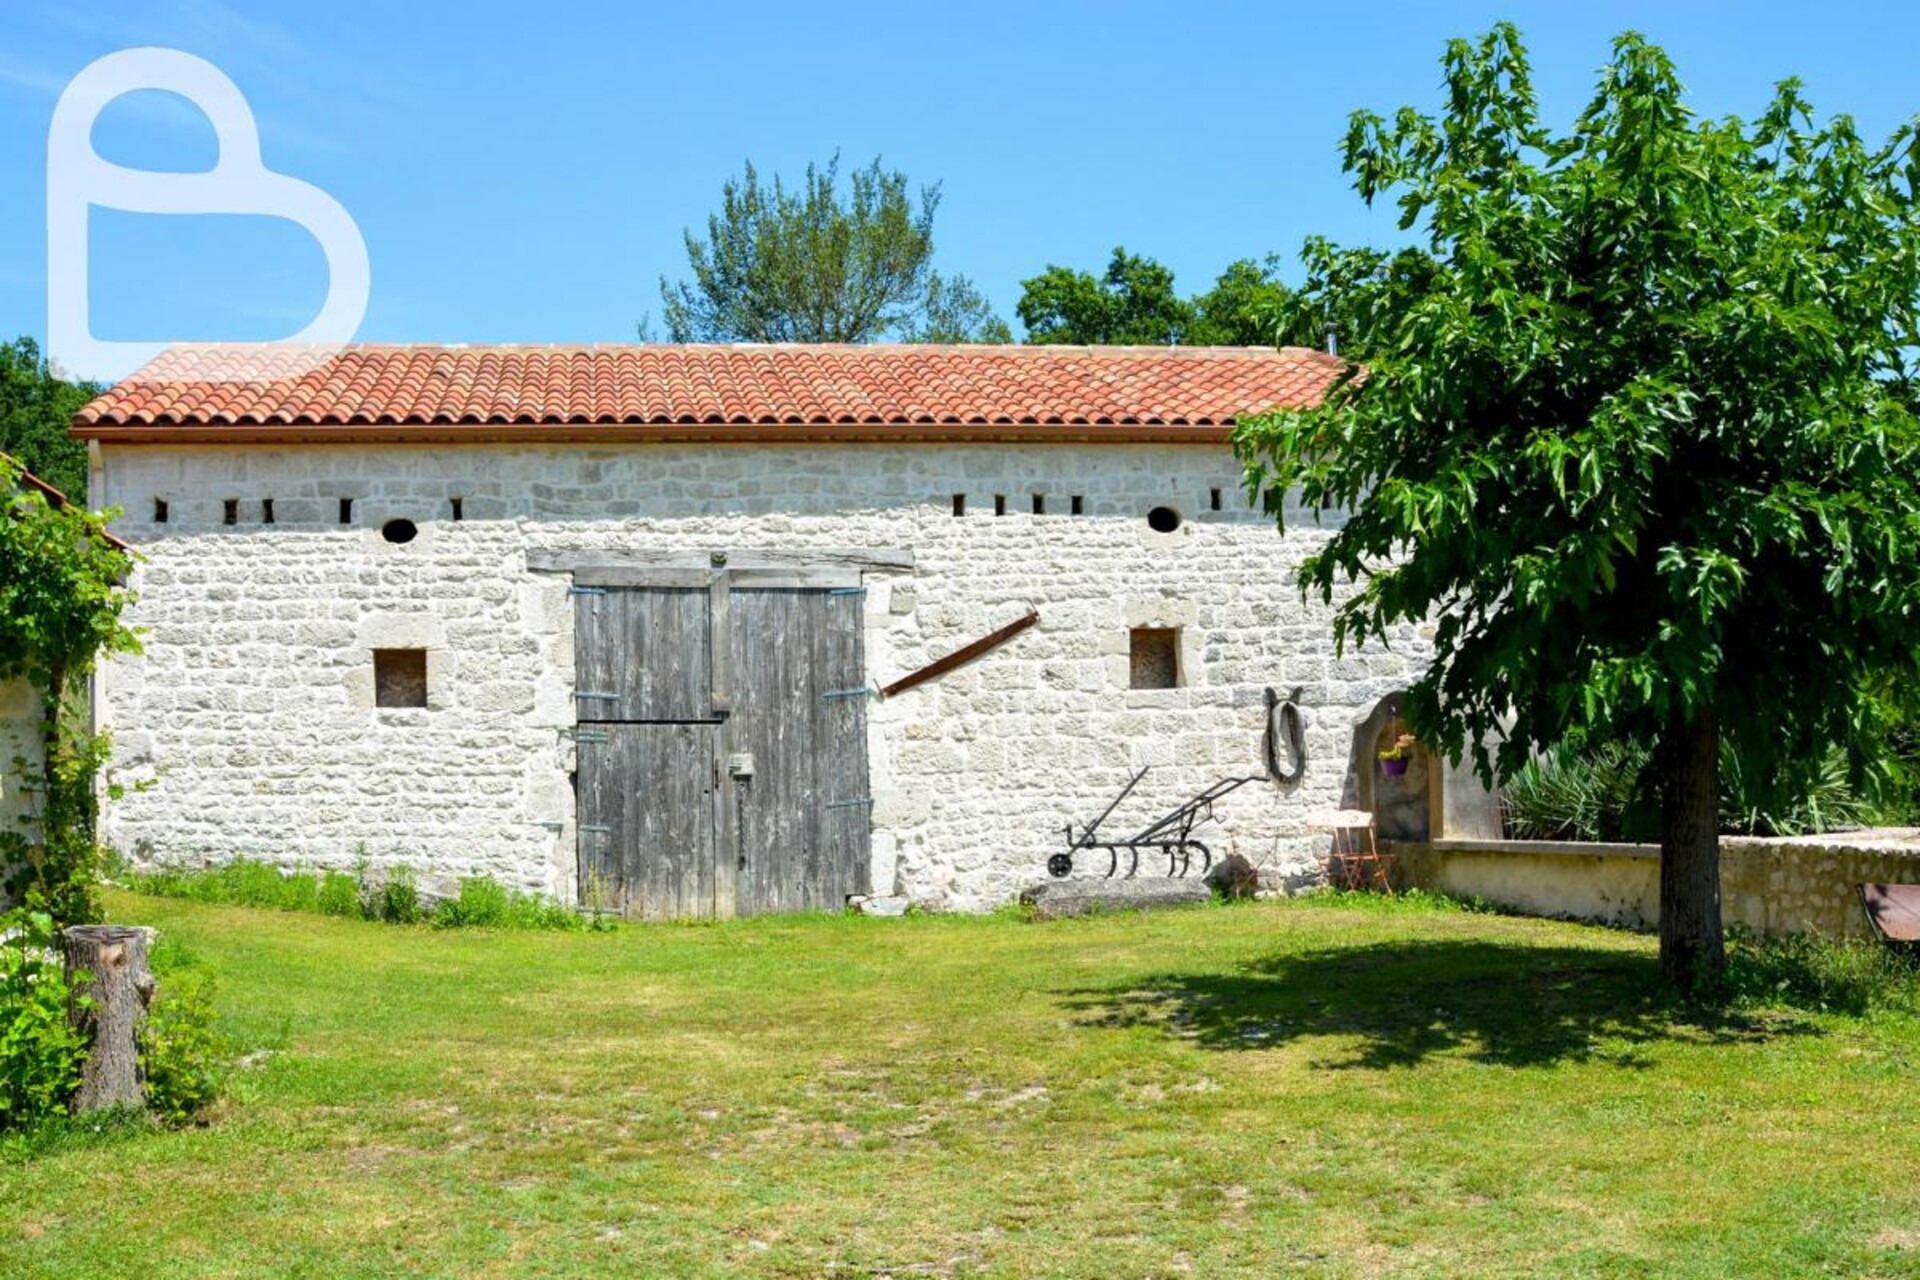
[381,518,419,545]
[1146,506,1182,533]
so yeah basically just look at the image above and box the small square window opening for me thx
[373,649,429,708]
[1129,628,1181,690]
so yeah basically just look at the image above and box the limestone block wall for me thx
[93,441,1433,910]
[1,679,44,901]
[1398,832,1920,939]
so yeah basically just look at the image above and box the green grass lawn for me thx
[4,891,1919,1278]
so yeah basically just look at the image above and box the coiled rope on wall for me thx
[1265,686,1306,784]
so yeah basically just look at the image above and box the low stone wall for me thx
[1394,830,1920,939]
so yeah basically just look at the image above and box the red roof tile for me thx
[72,344,1342,439]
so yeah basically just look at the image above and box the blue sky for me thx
[3,0,1917,365]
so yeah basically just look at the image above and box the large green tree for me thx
[658,154,1009,343]
[0,338,95,499]
[1236,25,1920,987]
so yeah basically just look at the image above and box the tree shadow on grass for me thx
[1058,939,1815,1070]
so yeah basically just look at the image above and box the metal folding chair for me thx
[1305,808,1393,892]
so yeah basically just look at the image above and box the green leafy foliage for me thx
[658,153,1008,344]
[1016,248,1330,348]
[0,910,87,1132]
[0,337,96,500]
[316,870,360,917]
[430,876,585,930]
[1018,248,1192,345]
[1236,25,1920,983]
[373,865,422,924]
[138,971,228,1126]
[0,457,140,923]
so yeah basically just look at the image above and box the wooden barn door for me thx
[572,570,870,919]
[726,586,871,915]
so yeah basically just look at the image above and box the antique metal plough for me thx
[1049,767,1261,879]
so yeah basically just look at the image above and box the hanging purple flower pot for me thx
[1380,756,1410,777]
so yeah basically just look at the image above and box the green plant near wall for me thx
[0,456,140,924]
[1503,741,1875,842]
[0,910,88,1130]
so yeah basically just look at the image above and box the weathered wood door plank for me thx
[574,586,714,723]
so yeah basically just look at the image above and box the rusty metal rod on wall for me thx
[880,610,1040,699]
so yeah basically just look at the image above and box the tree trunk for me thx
[61,924,155,1112]
[1658,703,1726,989]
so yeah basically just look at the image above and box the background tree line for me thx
[649,151,1363,353]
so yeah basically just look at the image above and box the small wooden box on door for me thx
[572,566,871,918]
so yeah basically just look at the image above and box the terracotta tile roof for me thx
[71,344,1342,441]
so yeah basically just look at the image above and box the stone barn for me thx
[72,343,1465,916]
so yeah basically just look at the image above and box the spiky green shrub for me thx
[1503,743,1871,841]
[1500,744,1658,842]
[1720,748,1872,838]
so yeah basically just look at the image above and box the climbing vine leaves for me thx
[0,456,139,922]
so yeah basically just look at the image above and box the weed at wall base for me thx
[116,857,604,932]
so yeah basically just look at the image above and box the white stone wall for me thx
[1,679,44,900]
[95,442,1432,911]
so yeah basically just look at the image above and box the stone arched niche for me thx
[1344,691,1433,843]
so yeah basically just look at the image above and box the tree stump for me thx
[60,925,156,1112]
